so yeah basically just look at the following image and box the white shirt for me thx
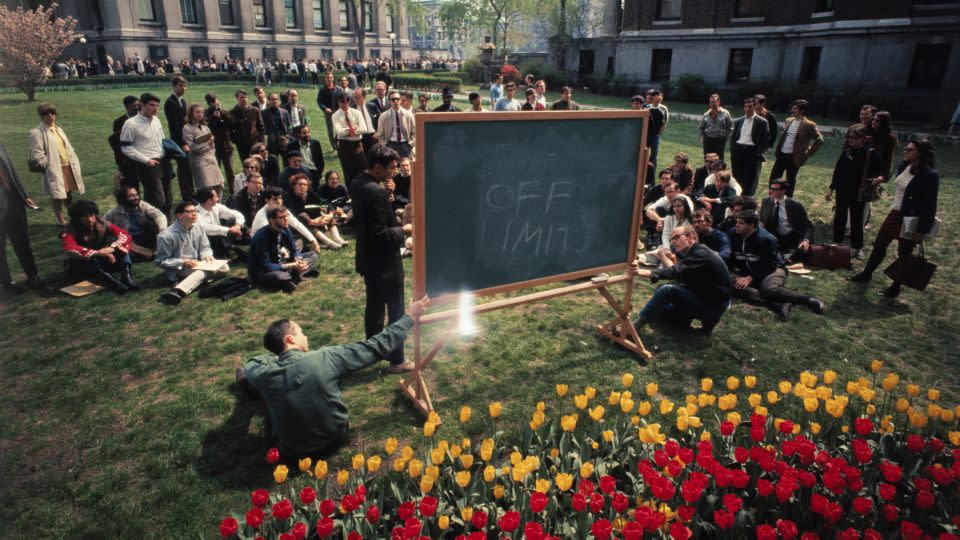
[646,194,695,214]
[288,104,301,128]
[770,197,793,236]
[736,115,755,146]
[331,107,365,141]
[495,98,522,112]
[704,173,743,196]
[891,168,913,211]
[120,113,166,164]
[252,205,315,241]
[198,203,245,237]
[781,119,800,154]
[354,102,374,134]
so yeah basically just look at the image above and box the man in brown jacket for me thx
[769,99,824,197]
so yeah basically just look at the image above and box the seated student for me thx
[317,170,352,225]
[238,295,430,456]
[728,210,825,320]
[156,201,229,305]
[759,178,814,263]
[276,150,311,198]
[251,143,279,188]
[103,185,167,260]
[643,181,694,248]
[248,205,319,292]
[228,171,265,230]
[668,152,694,193]
[716,195,756,234]
[661,195,694,248]
[251,186,322,253]
[286,173,347,250]
[702,161,742,196]
[521,88,545,111]
[692,209,730,261]
[692,153,720,195]
[392,156,412,209]
[698,171,737,225]
[195,187,246,259]
[232,157,261,195]
[286,125,325,184]
[628,225,731,334]
[62,199,137,294]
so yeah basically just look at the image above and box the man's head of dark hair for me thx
[140,92,160,105]
[264,319,294,354]
[735,209,760,226]
[264,186,285,201]
[731,195,757,212]
[69,199,99,226]
[195,187,216,204]
[743,97,756,106]
[754,94,766,105]
[235,89,247,98]
[174,201,196,215]
[658,169,673,180]
[266,204,287,220]
[693,208,713,224]
[122,95,139,108]
[468,91,480,101]
[525,88,536,97]
[792,99,809,113]
[769,178,789,192]
[204,92,217,106]
[295,124,310,137]
[171,75,187,87]
[337,92,350,104]
[114,184,139,205]
[366,143,399,170]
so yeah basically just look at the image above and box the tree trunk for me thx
[349,0,367,59]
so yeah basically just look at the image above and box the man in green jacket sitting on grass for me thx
[239,295,430,457]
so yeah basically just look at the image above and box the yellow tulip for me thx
[531,409,545,429]
[793,384,806,398]
[494,484,506,498]
[867,404,877,415]
[940,409,955,423]
[726,376,740,390]
[910,411,928,429]
[621,391,632,401]
[461,507,473,522]
[407,459,423,478]
[426,465,439,480]
[685,403,698,416]
[688,416,702,428]
[314,459,328,478]
[603,429,614,442]
[622,373,635,387]
[484,465,495,482]
[859,388,876,402]
[638,401,652,416]
[561,414,578,432]
[686,394,698,405]
[584,386,597,399]
[589,405,605,422]
[401,445,414,460]
[659,399,675,415]
[480,438,494,461]
[488,401,502,418]
[430,447,445,466]
[367,455,382,473]
[896,397,911,412]
[948,431,960,447]
[455,470,471,488]
[726,411,741,426]
[609,391,622,406]
[556,384,569,396]
[881,373,899,392]
[870,359,883,372]
[718,394,737,411]
[427,411,440,424]
[823,370,837,384]
[536,401,546,411]
[803,397,819,413]
[392,458,407,473]
[450,444,462,458]
[580,461,595,478]
[639,424,665,444]
[676,416,689,431]
[748,393,761,408]
[350,453,363,471]
[512,466,527,483]
[699,431,711,442]
[841,425,849,433]
[536,478,551,493]
[574,394,589,410]
[928,388,940,401]
[299,457,313,474]
[423,421,437,437]
[274,464,289,483]
[620,398,635,414]
[744,375,757,388]
[907,384,920,397]
[556,472,573,491]
[510,451,522,466]
[460,454,474,469]
[631,415,641,425]
[928,404,942,418]
[459,406,472,423]
[809,422,821,435]
[550,448,560,458]
[385,437,398,455]
[438,515,450,530]
[646,382,659,397]
[462,438,471,449]
[754,406,768,417]
[778,381,792,394]
[847,380,860,394]
[336,468,348,485]
[701,378,714,392]
[419,475,435,493]
[815,386,833,401]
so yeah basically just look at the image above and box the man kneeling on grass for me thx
[238,295,430,457]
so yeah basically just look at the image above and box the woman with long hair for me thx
[183,103,224,195]
[849,139,940,298]
[825,125,886,260]
[662,196,694,247]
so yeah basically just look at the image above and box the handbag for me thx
[807,243,851,269]
[900,216,941,241]
[857,148,883,202]
[884,242,936,291]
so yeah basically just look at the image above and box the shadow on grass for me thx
[198,385,272,490]
[832,282,913,320]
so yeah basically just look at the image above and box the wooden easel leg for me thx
[399,321,454,419]
[595,277,653,360]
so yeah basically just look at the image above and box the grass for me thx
[0,83,957,539]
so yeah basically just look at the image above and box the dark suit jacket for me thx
[286,139,325,181]
[230,105,265,152]
[164,93,188,146]
[894,161,940,234]
[0,142,30,222]
[316,85,342,113]
[350,172,404,281]
[262,107,291,154]
[366,97,388,130]
[760,197,815,244]
[730,115,770,156]
[205,106,234,155]
[283,103,307,131]
[112,113,135,134]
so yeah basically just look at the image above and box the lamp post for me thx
[79,36,88,60]
[388,32,397,62]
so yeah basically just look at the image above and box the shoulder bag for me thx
[884,242,936,291]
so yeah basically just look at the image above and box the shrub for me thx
[674,73,707,102]
[461,58,485,84]
[390,73,461,93]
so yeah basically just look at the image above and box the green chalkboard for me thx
[413,111,647,300]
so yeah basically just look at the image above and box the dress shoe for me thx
[160,289,183,305]
[2,281,25,295]
[773,303,791,321]
[26,275,45,289]
[848,272,871,283]
[120,268,139,290]
[880,284,901,298]
[387,360,416,374]
[98,272,129,295]
[280,280,298,293]
[807,297,827,314]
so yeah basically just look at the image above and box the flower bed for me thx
[218,361,959,539]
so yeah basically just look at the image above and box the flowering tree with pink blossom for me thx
[0,3,77,101]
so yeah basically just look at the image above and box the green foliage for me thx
[461,59,486,84]
[391,73,462,92]
[673,73,708,103]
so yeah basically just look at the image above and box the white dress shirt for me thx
[120,113,166,164]
[737,116,755,146]
[331,107,365,141]
[198,203,245,237]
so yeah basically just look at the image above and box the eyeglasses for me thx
[42,111,57,116]
[769,186,785,191]
[389,97,400,101]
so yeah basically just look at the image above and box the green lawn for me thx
[0,83,957,539]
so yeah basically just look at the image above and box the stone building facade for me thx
[41,0,410,63]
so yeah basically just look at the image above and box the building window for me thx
[263,47,277,62]
[655,0,681,20]
[218,0,235,25]
[190,46,209,60]
[181,0,198,23]
[385,4,395,33]
[253,0,268,27]
[293,47,307,60]
[370,48,381,58]
[321,48,333,59]
[909,43,950,88]
[228,46,245,60]
[650,49,672,81]
[726,48,753,82]
[139,0,157,21]
[313,0,326,29]
[734,0,763,17]
[347,49,358,60]
[798,46,821,84]
[339,2,350,30]
[148,45,168,60]
[364,0,374,31]
[814,0,832,11]
[284,0,297,27]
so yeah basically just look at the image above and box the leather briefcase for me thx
[884,243,936,291]
[807,243,851,269]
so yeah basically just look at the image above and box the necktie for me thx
[773,201,782,232]
[345,111,355,138]
[180,97,186,111]
[395,110,403,143]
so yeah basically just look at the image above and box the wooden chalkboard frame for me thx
[412,109,650,304]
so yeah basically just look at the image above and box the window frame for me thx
[726,48,753,83]
[655,0,681,21]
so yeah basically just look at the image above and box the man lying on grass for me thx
[238,295,430,457]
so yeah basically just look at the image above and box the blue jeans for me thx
[636,284,729,331]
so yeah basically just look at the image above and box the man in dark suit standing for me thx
[316,71,341,149]
[349,144,414,373]
[759,179,815,263]
[204,92,235,193]
[729,97,770,197]
[230,89,265,161]
[366,81,389,141]
[164,76,194,202]
[0,142,42,293]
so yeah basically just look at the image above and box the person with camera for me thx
[248,205,318,293]
[62,200,136,294]
[825,125,887,260]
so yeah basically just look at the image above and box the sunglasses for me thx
[389,97,400,101]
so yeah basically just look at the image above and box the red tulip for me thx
[419,496,438,517]
[756,524,776,540]
[622,520,643,540]
[523,521,544,540]
[530,491,548,513]
[246,507,265,528]
[498,510,521,532]
[471,509,487,529]
[713,509,734,530]
[720,421,734,436]
[612,491,629,513]
[299,487,317,505]
[599,475,617,494]
[572,493,587,512]
[879,482,897,500]
[266,448,280,464]
[906,434,925,452]
[398,501,415,521]
[881,503,899,522]
[854,417,874,435]
[219,516,238,538]
[251,489,270,508]
[366,505,380,524]
[901,521,924,540]
[837,527,860,540]
[756,478,773,497]
[776,519,798,540]
[722,493,742,514]
[291,522,307,540]
[319,499,336,517]
[779,420,794,434]
[669,521,691,540]
[591,519,612,540]
[271,499,293,521]
[915,490,935,510]
[589,492,605,513]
